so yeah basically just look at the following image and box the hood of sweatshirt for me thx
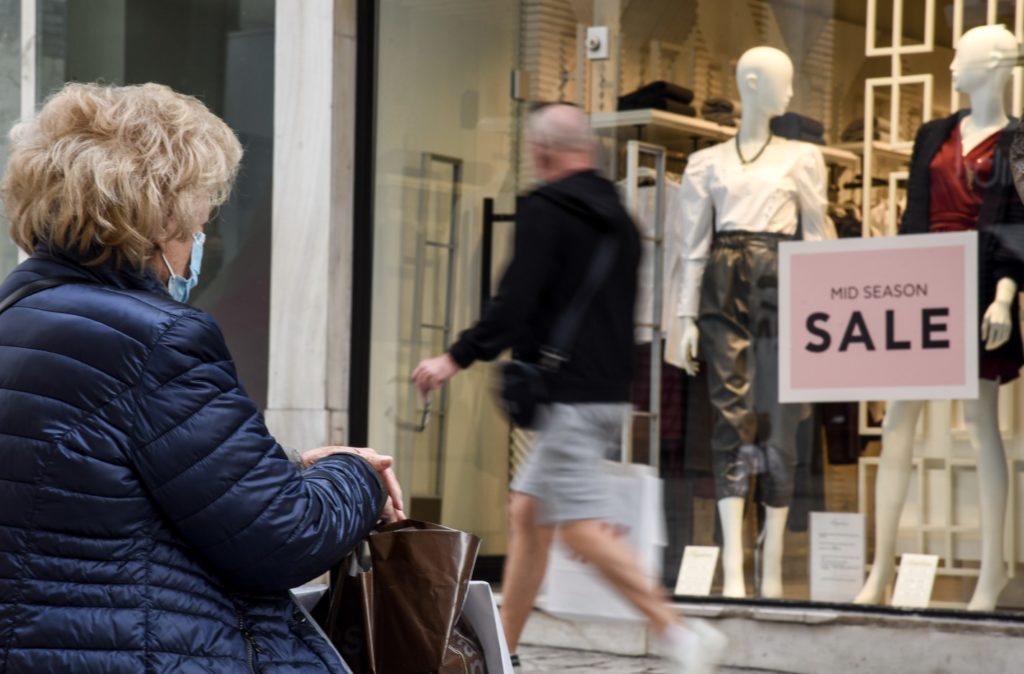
[531,169,631,233]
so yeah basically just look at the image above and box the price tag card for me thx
[810,512,866,603]
[673,546,720,597]
[891,554,939,608]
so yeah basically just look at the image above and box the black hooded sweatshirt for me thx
[448,169,641,403]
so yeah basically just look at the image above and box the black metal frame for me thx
[348,0,377,447]
[480,197,516,313]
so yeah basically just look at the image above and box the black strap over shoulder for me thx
[0,276,96,317]
[540,234,618,370]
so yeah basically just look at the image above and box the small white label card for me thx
[674,546,720,597]
[891,553,940,608]
[809,512,866,603]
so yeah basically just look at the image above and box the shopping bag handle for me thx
[372,519,459,534]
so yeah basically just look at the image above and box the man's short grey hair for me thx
[526,103,596,152]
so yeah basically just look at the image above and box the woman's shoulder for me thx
[3,271,227,362]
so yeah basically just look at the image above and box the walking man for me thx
[412,103,727,674]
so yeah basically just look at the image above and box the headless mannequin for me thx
[855,25,1019,611]
[678,47,806,599]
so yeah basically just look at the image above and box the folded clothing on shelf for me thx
[703,111,737,127]
[771,112,826,144]
[619,95,697,117]
[840,117,892,142]
[700,97,735,114]
[622,80,695,104]
[618,80,696,113]
[700,98,738,126]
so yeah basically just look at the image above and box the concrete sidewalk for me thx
[518,646,782,673]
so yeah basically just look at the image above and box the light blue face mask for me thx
[162,232,205,303]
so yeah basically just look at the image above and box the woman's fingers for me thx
[302,446,406,519]
[380,466,405,515]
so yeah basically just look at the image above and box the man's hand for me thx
[412,353,460,395]
[301,446,406,522]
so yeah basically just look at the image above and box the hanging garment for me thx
[618,180,685,344]
[901,112,1024,384]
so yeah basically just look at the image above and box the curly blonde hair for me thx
[2,82,243,268]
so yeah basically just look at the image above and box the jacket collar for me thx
[29,243,169,296]
[920,110,1017,166]
[916,110,970,169]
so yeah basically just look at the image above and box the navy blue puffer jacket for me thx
[0,249,386,673]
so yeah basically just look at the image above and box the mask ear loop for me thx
[161,253,178,279]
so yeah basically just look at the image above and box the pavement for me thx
[517,646,784,673]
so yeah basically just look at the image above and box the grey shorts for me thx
[511,402,629,525]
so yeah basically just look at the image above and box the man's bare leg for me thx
[559,519,676,633]
[500,493,555,654]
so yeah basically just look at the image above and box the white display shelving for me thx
[591,108,860,170]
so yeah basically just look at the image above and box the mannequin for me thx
[855,24,1024,612]
[673,46,832,598]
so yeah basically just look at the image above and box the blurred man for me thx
[413,103,727,674]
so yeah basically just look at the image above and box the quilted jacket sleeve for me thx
[128,310,386,593]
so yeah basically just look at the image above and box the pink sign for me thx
[780,233,978,402]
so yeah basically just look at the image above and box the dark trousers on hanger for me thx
[698,232,804,508]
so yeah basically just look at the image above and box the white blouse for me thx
[676,137,833,318]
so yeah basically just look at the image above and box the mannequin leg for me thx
[755,336,802,599]
[760,506,789,599]
[718,497,746,597]
[700,244,757,599]
[964,380,1008,611]
[854,399,926,604]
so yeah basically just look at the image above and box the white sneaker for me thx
[658,619,728,674]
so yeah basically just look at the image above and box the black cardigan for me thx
[900,111,1024,375]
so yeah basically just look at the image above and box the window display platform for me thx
[516,599,1024,673]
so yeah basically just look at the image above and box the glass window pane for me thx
[0,0,19,280]
[33,0,275,408]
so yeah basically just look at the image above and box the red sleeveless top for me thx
[929,123,1001,233]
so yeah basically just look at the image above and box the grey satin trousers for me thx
[698,232,804,508]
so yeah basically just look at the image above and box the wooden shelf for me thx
[835,141,913,164]
[591,108,860,169]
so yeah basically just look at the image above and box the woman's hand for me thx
[301,446,407,522]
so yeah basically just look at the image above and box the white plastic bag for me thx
[544,461,666,622]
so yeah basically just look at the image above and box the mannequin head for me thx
[525,103,596,183]
[736,47,794,117]
[951,24,1018,97]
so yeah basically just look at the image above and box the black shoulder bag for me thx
[0,277,96,317]
[498,235,618,429]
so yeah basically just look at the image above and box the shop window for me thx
[370,0,1024,615]
[33,0,275,408]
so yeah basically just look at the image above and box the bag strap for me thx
[0,276,96,317]
[540,234,618,370]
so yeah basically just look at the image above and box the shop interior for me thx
[368,0,1024,613]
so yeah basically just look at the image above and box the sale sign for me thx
[779,232,978,403]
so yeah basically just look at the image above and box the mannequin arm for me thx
[679,316,700,376]
[981,277,1017,351]
[796,147,834,241]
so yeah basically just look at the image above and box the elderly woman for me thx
[0,83,402,673]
